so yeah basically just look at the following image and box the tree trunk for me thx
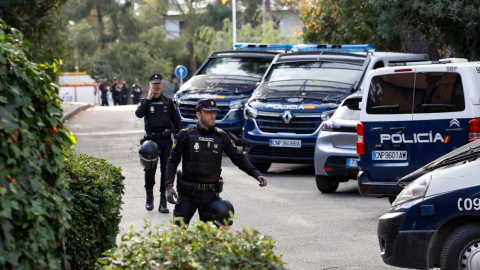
[399,28,440,61]
[188,40,197,74]
[96,4,106,49]
[265,0,272,14]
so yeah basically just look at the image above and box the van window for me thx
[335,98,361,120]
[366,73,415,114]
[413,72,465,113]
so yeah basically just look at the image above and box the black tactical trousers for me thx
[173,190,218,226]
[144,137,173,193]
[101,96,108,106]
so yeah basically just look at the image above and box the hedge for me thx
[0,21,73,269]
[98,221,288,269]
[61,150,125,269]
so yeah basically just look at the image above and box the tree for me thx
[0,0,73,75]
[284,0,480,60]
[87,26,173,83]
[195,18,302,63]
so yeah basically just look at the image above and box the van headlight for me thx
[230,98,249,110]
[244,106,257,120]
[392,175,431,206]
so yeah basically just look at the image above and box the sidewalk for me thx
[61,102,93,123]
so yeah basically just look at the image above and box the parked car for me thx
[314,93,362,193]
[357,58,478,201]
[378,138,480,270]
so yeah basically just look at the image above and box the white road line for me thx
[74,130,145,136]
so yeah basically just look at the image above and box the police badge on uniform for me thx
[150,106,154,113]
[214,144,218,149]
[172,140,177,149]
[194,142,200,151]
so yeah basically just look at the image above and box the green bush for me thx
[61,150,125,269]
[0,21,73,269]
[98,221,288,270]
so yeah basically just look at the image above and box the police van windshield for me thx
[266,61,363,85]
[199,57,271,78]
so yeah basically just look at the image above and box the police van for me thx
[242,44,429,172]
[378,139,480,270]
[357,59,480,201]
[173,44,291,144]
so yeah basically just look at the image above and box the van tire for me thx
[251,162,271,173]
[315,175,339,193]
[440,223,480,270]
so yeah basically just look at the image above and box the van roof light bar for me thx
[233,43,294,52]
[294,44,375,53]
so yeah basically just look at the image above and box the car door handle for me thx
[390,127,406,131]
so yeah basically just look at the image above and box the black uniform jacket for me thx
[99,83,108,97]
[165,123,262,186]
[135,94,183,134]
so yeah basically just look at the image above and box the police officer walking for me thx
[99,77,109,106]
[165,99,267,226]
[131,78,142,104]
[136,74,183,213]
[110,77,121,106]
[120,78,129,105]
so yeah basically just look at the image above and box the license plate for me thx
[372,151,407,160]
[346,158,360,168]
[269,139,301,148]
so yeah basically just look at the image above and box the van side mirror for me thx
[359,102,363,109]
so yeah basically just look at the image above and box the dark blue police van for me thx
[357,59,478,201]
[378,138,480,270]
[173,44,291,143]
[242,44,429,172]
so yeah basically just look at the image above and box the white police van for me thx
[378,139,480,270]
[357,59,480,201]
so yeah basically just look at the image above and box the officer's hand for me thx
[166,185,178,204]
[257,176,267,187]
[147,88,154,100]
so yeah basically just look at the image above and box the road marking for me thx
[74,130,145,136]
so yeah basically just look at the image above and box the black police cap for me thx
[113,77,118,80]
[196,99,220,112]
[149,74,162,83]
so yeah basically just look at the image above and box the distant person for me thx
[121,78,129,105]
[99,77,109,106]
[173,77,180,94]
[110,77,121,106]
[131,78,142,104]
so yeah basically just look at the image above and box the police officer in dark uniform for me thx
[131,78,142,104]
[120,78,129,105]
[165,99,268,226]
[99,77,109,106]
[135,73,183,213]
[110,77,121,106]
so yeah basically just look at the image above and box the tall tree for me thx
[0,0,72,73]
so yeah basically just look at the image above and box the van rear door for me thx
[361,69,416,185]
[412,65,469,170]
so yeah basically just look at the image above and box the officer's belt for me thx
[145,130,172,140]
[179,178,217,191]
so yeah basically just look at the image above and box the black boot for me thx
[145,189,154,211]
[159,192,169,213]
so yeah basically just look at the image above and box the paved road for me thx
[65,104,411,270]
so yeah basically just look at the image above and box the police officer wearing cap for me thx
[165,98,268,226]
[131,78,142,104]
[110,77,121,106]
[99,77,109,106]
[136,73,183,213]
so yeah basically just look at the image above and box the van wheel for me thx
[315,175,339,193]
[388,196,396,205]
[251,162,271,173]
[440,223,480,270]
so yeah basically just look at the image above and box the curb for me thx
[61,104,94,123]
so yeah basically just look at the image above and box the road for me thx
[65,101,409,270]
